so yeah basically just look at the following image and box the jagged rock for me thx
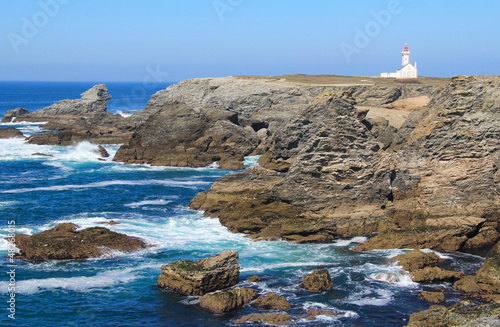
[463,227,500,251]
[199,288,258,313]
[0,127,25,139]
[97,145,110,158]
[13,223,147,261]
[390,250,443,272]
[418,291,445,304]
[1,107,29,123]
[299,269,334,292]
[246,275,262,282]
[234,313,293,326]
[454,241,500,302]
[31,84,111,116]
[251,293,291,311]
[157,251,240,296]
[406,301,500,327]
[412,267,464,283]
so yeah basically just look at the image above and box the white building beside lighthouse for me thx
[381,45,418,79]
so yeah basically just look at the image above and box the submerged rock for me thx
[0,127,25,139]
[251,293,291,311]
[246,275,262,282]
[234,313,293,326]
[13,223,147,261]
[199,288,258,314]
[299,269,334,292]
[157,251,240,296]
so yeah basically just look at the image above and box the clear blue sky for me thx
[1,0,499,82]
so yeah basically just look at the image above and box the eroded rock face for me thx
[157,251,240,296]
[13,223,147,261]
[299,269,334,292]
[199,288,258,313]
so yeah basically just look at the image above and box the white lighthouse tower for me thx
[381,44,418,79]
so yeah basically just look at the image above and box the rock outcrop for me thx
[299,269,334,292]
[190,75,500,249]
[199,288,258,313]
[389,250,464,283]
[1,107,29,123]
[13,223,147,261]
[0,127,25,139]
[454,241,500,302]
[405,301,500,327]
[157,251,240,296]
[251,293,291,311]
[418,291,445,304]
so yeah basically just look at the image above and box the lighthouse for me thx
[381,44,418,79]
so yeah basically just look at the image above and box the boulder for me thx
[0,127,25,139]
[246,275,262,282]
[199,288,258,314]
[13,223,147,261]
[97,145,110,158]
[418,291,445,304]
[251,293,291,311]
[1,107,29,123]
[234,313,293,326]
[406,301,500,327]
[157,251,240,296]
[390,250,443,272]
[299,269,334,292]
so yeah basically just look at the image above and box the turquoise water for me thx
[0,83,484,326]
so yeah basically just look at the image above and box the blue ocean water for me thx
[0,82,484,326]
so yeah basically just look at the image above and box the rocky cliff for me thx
[189,75,500,247]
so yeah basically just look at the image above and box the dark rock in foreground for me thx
[13,223,147,261]
[406,301,500,327]
[199,288,258,313]
[299,269,334,292]
[0,127,25,139]
[157,251,240,296]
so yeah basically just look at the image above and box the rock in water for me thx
[0,127,25,139]
[251,293,291,311]
[418,291,445,304]
[234,313,293,326]
[97,145,110,158]
[13,223,147,261]
[299,269,334,292]
[390,250,443,271]
[157,251,240,296]
[199,288,258,313]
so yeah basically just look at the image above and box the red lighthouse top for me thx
[403,45,409,52]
